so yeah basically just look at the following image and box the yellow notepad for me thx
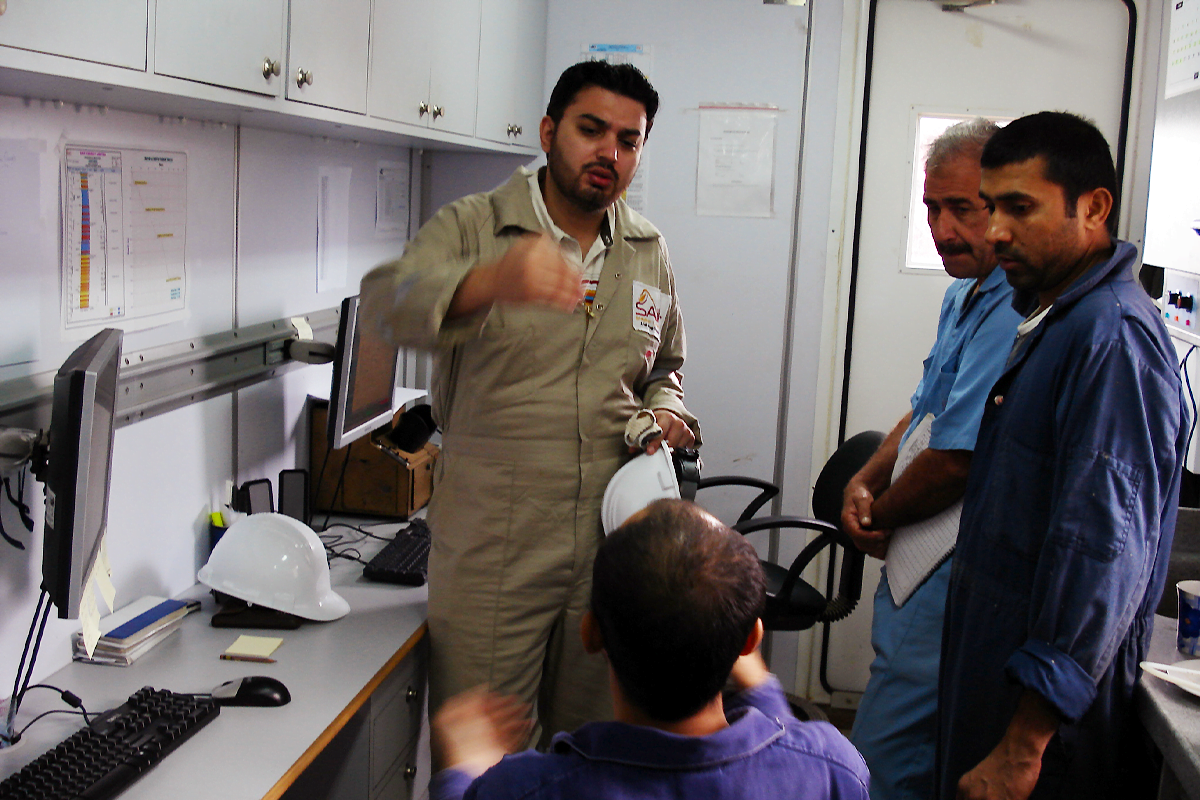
[224,635,283,659]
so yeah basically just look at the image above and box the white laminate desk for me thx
[1137,615,1200,800]
[0,527,430,800]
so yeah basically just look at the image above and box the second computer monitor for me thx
[328,294,400,451]
[41,327,123,620]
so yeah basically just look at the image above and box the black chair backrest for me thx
[811,430,887,526]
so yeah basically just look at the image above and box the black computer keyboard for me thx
[1,687,220,800]
[363,520,431,586]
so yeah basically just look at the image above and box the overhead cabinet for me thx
[0,0,545,155]
[154,0,287,96]
[0,0,147,70]
[286,0,371,114]
[368,0,481,138]
[475,0,547,147]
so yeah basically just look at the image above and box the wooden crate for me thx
[309,398,437,518]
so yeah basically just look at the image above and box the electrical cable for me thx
[3,590,51,746]
[1183,347,1198,462]
[16,709,87,739]
[15,684,92,726]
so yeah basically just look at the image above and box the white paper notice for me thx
[375,160,409,239]
[696,106,778,218]
[62,146,188,336]
[1166,0,1200,99]
[0,139,44,368]
[623,151,648,215]
[582,44,653,77]
[317,166,352,293]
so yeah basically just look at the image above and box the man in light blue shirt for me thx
[841,118,1021,800]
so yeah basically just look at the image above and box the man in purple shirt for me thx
[429,499,870,800]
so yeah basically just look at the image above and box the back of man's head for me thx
[981,111,1117,230]
[591,499,766,722]
[545,60,660,134]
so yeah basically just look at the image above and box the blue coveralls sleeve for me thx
[926,297,1017,452]
[429,766,478,800]
[1003,328,1185,723]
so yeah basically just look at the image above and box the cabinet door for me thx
[287,0,371,113]
[0,0,147,70]
[425,0,481,137]
[507,0,546,147]
[368,0,433,126]
[475,0,545,146]
[154,0,286,97]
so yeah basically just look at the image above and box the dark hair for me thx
[590,499,766,722]
[545,60,660,134]
[981,111,1117,231]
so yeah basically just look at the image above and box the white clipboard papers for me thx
[884,413,961,606]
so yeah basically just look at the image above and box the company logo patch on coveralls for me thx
[632,281,667,341]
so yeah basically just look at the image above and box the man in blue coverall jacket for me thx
[428,499,870,800]
[936,112,1188,800]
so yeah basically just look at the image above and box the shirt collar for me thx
[1010,238,1136,317]
[527,168,614,252]
[548,706,787,770]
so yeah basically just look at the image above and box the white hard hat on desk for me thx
[198,512,350,621]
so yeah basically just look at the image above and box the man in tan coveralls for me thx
[360,61,700,746]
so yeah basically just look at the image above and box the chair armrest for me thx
[696,476,780,523]
[733,516,863,623]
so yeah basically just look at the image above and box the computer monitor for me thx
[327,295,400,450]
[40,328,123,620]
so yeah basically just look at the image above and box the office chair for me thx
[697,430,886,631]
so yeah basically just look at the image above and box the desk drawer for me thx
[370,639,427,797]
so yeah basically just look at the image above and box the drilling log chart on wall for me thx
[62,146,188,334]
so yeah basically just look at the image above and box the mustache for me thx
[935,242,973,257]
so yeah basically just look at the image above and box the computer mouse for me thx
[211,675,291,707]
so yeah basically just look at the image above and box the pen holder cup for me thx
[209,522,228,554]
[1178,580,1200,655]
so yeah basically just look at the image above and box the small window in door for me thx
[904,113,1009,273]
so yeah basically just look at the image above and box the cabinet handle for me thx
[406,687,418,703]
[296,68,314,88]
[404,765,417,780]
[506,124,515,136]
[262,58,281,80]
[431,106,444,120]
[418,102,430,117]
[514,125,523,136]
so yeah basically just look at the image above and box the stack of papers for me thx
[885,414,962,607]
[73,596,201,666]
